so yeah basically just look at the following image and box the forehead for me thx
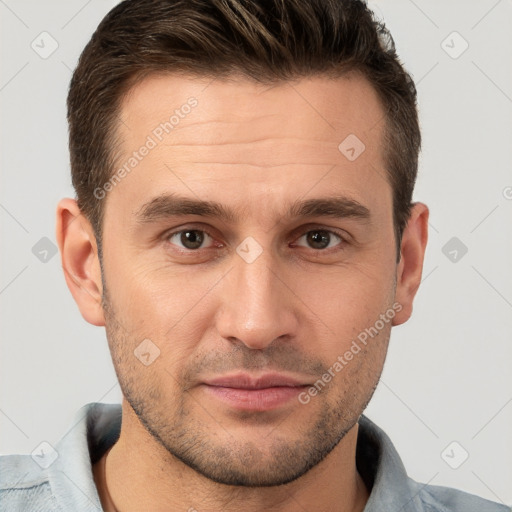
[119,72,385,145]
[106,72,390,224]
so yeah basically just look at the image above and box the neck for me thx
[97,399,369,512]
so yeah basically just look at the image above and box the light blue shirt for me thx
[1,402,509,511]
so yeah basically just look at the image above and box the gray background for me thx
[1,0,511,506]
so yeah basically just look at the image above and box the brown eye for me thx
[168,229,213,250]
[295,230,343,250]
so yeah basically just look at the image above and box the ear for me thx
[56,198,105,326]
[392,202,429,326]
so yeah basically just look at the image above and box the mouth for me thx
[200,373,311,411]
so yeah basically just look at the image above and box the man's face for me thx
[100,73,398,486]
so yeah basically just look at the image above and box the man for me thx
[0,0,508,511]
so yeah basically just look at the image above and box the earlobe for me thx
[56,198,105,326]
[392,202,429,326]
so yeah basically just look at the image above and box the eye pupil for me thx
[181,230,204,249]
[307,230,330,249]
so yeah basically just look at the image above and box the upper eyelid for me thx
[166,226,217,241]
[166,228,216,248]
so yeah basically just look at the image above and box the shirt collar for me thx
[47,403,121,511]
[357,414,425,511]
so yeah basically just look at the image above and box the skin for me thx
[56,72,428,512]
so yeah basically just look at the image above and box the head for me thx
[58,0,428,487]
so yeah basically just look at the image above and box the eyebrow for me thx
[135,193,371,225]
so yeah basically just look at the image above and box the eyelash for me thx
[164,225,348,253]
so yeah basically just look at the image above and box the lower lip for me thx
[202,385,308,411]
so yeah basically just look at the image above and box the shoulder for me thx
[0,402,121,512]
[0,454,61,511]
[357,415,509,512]
[413,479,510,512]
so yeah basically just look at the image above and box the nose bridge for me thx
[216,243,297,350]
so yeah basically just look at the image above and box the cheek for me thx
[295,260,395,324]
[104,261,223,369]
[292,270,396,381]
[103,244,197,321]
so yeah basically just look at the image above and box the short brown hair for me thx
[67,0,420,255]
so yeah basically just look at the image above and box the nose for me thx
[215,247,299,350]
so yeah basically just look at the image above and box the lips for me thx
[202,372,308,389]
[200,373,311,411]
